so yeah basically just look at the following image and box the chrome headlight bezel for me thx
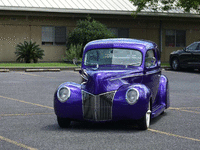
[57,86,71,102]
[126,88,139,105]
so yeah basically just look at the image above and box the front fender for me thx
[155,75,170,108]
[54,82,83,120]
[112,84,151,120]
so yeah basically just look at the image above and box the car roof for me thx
[84,38,157,54]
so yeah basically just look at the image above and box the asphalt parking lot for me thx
[0,70,199,150]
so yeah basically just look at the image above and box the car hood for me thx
[81,68,143,95]
[170,49,183,54]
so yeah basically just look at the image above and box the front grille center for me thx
[82,90,116,121]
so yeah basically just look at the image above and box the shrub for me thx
[64,44,83,61]
[67,17,115,57]
[15,41,44,63]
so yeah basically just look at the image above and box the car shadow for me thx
[42,112,169,132]
[150,112,168,125]
[42,120,142,133]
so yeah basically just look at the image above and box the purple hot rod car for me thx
[54,38,169,130]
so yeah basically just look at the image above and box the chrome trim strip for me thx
[109,68,161,81]
[145,68,161,75]
[109,73,144,81]
[80,74,88,81]
[81,82,87,85]
[98,90,117,96]
[81,69,89,81]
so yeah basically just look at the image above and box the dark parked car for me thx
[170,42,200,70]
[54,38,169,130]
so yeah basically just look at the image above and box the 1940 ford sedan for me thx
[54,38,169,130]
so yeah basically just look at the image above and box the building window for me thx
[109,28,129,38]
[165,30,186,47]
[42,26,66,45]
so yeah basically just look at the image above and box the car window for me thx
[145,50,156,68]
[187,43,198,50]
[84,49,142,66]
[196,44,200,50]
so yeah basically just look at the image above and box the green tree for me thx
[67,17,115,57]
[129,0,200,14]
[15,41,44,63]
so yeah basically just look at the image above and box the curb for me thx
[0,69,9,72]
[0,67,81,72]
[25,69,61,72]
[0,67,171,72]
[74,68,81,71]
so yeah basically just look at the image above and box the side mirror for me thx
[145,57,156,68]
[183,47,186,51]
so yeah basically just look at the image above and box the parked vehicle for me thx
[54,38,169,130]
[170,41,200,70]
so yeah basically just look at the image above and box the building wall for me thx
[0,13,200,63]
[0,15,77,62]
[161,20,200,62]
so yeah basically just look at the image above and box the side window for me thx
[187,43,198,51]
[196,43,200,50]
[145,50,156,68]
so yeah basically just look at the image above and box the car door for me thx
[143,49,161,104]
[182,42,198,67]
[192,43,200,68]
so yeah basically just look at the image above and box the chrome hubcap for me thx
[172,60,178,69]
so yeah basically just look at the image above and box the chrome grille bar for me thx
[82,90,116,121]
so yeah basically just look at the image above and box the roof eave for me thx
[0,6,199,18]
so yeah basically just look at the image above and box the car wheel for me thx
[171,58,180,71]
[57,117,71,128]
[138,101,151,130]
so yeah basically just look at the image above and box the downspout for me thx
[159,20,162,53]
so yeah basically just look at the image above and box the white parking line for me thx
[178,107,200,109]
[148,129,200,142]
[16,72,55,78]
[1,95,199,144]
[0,95,53,109]
[0,113,54,117]
[0,135,38,150]
[169,107,200,114]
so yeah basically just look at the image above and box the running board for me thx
[151,104,166,118]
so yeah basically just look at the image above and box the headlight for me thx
[126,88,139,105]
[57,86,70,102]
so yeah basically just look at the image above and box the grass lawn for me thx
[161,63,170,67]
[0,63,78,67]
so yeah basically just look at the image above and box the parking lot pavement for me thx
[0,70,199,150]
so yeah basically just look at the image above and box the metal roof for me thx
[0,0,199,18]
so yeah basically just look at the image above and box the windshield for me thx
[84,49,142,66]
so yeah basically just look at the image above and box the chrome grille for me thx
[82,91,116,121]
